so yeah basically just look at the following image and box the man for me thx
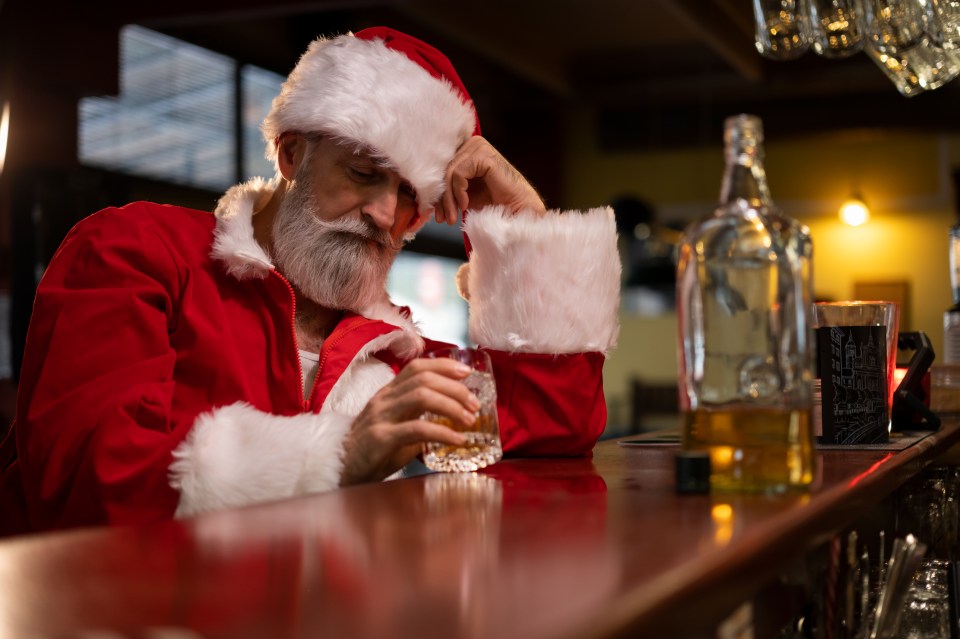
[0,27,621,535]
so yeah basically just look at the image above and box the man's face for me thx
[271,135,423,311]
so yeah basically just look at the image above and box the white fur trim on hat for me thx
[261,33,476,209]
[169,402,354,517]
[463,205,621,355]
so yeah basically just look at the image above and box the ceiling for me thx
[2,0,960,258]
[123,0,960,147]
[6,0,960,151]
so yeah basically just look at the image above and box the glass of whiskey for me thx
[422,347,502,473]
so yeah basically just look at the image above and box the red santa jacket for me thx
[0,177,621,535]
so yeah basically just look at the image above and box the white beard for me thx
[272,166,400,312]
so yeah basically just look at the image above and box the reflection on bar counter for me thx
[676,114,816,493]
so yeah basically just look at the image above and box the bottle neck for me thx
[720,145,773,208]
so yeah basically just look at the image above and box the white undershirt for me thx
[299,349,320,397]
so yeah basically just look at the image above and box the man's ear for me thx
[276,132,306,181]
[407,208,430,236]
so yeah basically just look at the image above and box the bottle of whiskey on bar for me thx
[676,114,816,493]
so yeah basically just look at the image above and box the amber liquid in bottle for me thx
[683,408,814,491]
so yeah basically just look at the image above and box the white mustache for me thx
[313,217,402,252]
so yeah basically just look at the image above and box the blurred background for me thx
[2,0,960,435]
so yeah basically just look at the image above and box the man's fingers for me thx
[343,350,489,486]
[440,153,465,224]
[442,139,492,223]
[395,419,468,448]
[364,418,466,451]
[453,178,470,214]
[368,360,480,427]
[388,379,479,428]
[440,169,469,224]
[397,357,471,382]
[439,189,455,224]
[442,135,547,217]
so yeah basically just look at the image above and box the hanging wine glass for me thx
[753,0,813,59]
[930,0,960,49]
[865,37,960,95]
[864,0,930,55]
[863,0,960,95]
[809,0,870,57]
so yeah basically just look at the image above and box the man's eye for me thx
[348,166,376,181]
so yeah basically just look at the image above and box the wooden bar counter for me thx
[2,421,959,639]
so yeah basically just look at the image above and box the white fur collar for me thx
[211,177,425,358]
[211,176,276,279]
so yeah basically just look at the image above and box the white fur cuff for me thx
[462,205,621,355]
[169,402,354,517]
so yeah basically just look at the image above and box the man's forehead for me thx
[327,135,390,166]
[327,135,417,192]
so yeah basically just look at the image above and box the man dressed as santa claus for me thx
[0,27,621,535]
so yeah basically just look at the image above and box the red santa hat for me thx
[261,27,480,211]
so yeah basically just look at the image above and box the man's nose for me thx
[361,188,398,232]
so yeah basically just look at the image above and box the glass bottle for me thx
[943,225,960,364]
[676,114,815,493]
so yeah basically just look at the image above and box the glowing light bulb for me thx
[839,197,870,226]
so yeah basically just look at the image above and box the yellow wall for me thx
[563,108,960,430]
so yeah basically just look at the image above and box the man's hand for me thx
[339,357,480,485]
[437,136,546,225]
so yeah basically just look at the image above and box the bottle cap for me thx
[675,451,711,494]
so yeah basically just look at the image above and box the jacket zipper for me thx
[271,271,309,412]
[270,270,380,413]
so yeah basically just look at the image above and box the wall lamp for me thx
[839,195,871,227]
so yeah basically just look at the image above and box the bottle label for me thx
[815,326,889,445]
